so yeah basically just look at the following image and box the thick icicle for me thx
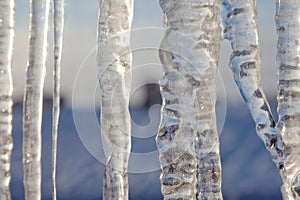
[0,1,14,199]
[276,0,300,198]
[221,0,285,171]
[97,0,134,199]
[157,0,223,199]
[51,0,64,199]
[23,0,50,199]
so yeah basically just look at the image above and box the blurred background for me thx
[10,0,283,199]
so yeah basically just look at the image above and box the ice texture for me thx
[157,0,223,199]
[0,0,14,199]
[276,0,300,198]
[22,0,51,199]
[51,0,65,199]
[221,0,300,199]
[97,0,134,199]
[221,0,285,176]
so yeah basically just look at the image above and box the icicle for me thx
[23,0,50,199]
[276,0,300,198]
[221,0,285,171]
[51,0,64,199]
[97,0,134,199]
[0,0,14,199]
[157,0,223,199]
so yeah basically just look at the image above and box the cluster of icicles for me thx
[0,0,64,199]
[0,0,300,200]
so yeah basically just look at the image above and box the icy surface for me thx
[221,0,300,199]
[22,0,51,199]
[0,1,14,199]
[221,0,285,178]
[276,0,300,198]
[97,0,134,199]
[157,0,223,199]
[51,0,64,199]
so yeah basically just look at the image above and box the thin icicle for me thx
[97,0,134,199]
[51,0,64,199]
[157,0,223,199]
[276,0,300,198]
[23,0,50,199]
[221,0,285,170]
[0,1,14,199]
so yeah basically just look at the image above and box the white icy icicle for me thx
[221,0,285,171]
[0,1,14,199]
[97,0,134,199]
[276,0,300,198]
[157,0,223,199]
[23,0,50,199]
[51,0,64,199]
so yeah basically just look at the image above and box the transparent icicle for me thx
[276,0,300,198]
[221,0,285,170]
[157,0,223,199]
[97,0,134,199]
[23,0,50,199]
[51,0,64,199]
[0,1,14,199]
